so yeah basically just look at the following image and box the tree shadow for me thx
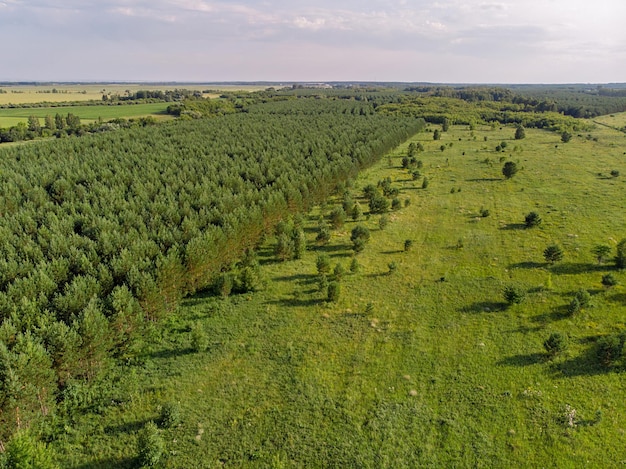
[531,305,571,323]
[265,297,324,307]
[509,261,545,269]
[466,178,503,182]
[146,347,196,360]
[556,344,609,377]
[499,223,526,231]
[608,293,626,305]
[497,352,545,367]
[73,457,138,469]
[380,250,403,254]
[273,273,317,285]
[550,263,612,275]
[460,301,508,313]
[104,418,154,436]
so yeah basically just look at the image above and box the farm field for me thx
[0,102,172,127]
[0,83,263,105]
[56,121,626,467]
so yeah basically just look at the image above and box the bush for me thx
[349,257,360,274]
[592,244,611,264]
[524,211,542,228]
[567,297,581,315]
[597,335,624,366]
[388,261,398,275]
[391,198,401,210]
[404,239,413,252]
[502,161,518,179]
[561,131,572,143]
[421,177,429,189]
[480,208,490,218]
[503,285,525,305]
[327,281,341,302]
[543,244,564,264]
[574,289,591,308]
[515,125,526,140]
[369,194,390,214]
[329,206,347,229]
[602,273,617,287]
[610,169,620,178]
[3,431,58,469]
[378,215,389,230]
[316,222,331,244]
[160,401,182,428]
[316,254,331,275]
[350,202,363,221]
[544,332,568,357]
[333,263,346,281]
[190,322,209,352]
[137,422,164,467]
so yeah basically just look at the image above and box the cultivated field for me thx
[60,121,626,467]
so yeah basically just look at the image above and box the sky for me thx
[1,0,625,83]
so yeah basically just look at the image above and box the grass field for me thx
[0,102,173,127]
[55,120,626,467]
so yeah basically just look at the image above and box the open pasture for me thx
[59,121,626,467]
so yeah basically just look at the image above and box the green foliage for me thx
[543,244,564,264]
[502,161,518,179]
[479,207,490,218]
[442,118,450,132]
[333,263,346,281]
[387,262,398,275]
[433,129,440,140]
[350,202,363,221]
[160,401,182,429]
[369,195,389,214]
[391,197,401,210]
[574,289,591,309]
[421,177,429,189]
[616,239,626,269]
[561,131,572,143]
[329,206,347,229]
[596,335,624,366]
[543,332,568,357]
[524,211,542,228]
[514,125,526,140]
[378,215,389,231]
[316,221,331,244]
[327,281,341,303]
[610,169,620,178]
[190,322,208,353]
[592,244,611,264]
[351,225,371,254]
[503,285,525,306]
[567,297,581,315]
[404,239,413,252]
[2,431,58,469]
[316,254,331,275]
[601,273,617,287]
[136,421,164,467]
[349,257,360,274]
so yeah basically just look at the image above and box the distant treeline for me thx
[0,98,423,442]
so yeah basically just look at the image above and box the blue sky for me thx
[1,0,624,83]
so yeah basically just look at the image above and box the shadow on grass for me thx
[146,347,195,361]
[265,297,324,307]
[73,457,138,469]
[380,250,403,255]
[509,261,545,270]
[556,346,609,378]
[460,301,508,313]
[273,273,316,284]
[499,223,526,231]
[466,178,503,182]
[550,263,614,275]
[608,292,626,305]
[104,418,154,436]
[531,305,571,323]
[497,352,545,367]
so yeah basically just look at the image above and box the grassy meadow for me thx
[56,121,626,467]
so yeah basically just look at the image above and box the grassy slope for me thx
[58,122,626,468]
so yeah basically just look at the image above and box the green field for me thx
[57,121,626,467]
[0,102,172,127]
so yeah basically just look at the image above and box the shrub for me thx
[433,129,440,140]
[3,431,58,469]
[602,273,617,287]
[544,332,568,357]
[480,208,490,218]
[350,202,363,221]
[610,169,620,178]
[597,335,624,366]
[561,131,572,143]
[349,257,360,274]
[502,161,518,179]
[378,215,389,230]
[369,194,390,214]
[567,297,581,315]
[137,422,164,467]
[574,289,591,308]
[503,285,525,305]
[544,244,564,264]
[404,239,413,252]
[190,322,209,352]
[411,170,421,181]
[421,177,429,189]
[160,401,182,428]
[333,263,346,281]
[318,274,329,295]
[388,261,398,275]
[391,198,401,210]
[327,281,341,302]
[316,254,331,275]
[524,212,542,228]
[592,244,611,264]
[514,125,526,140]
[329,206,347,229]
